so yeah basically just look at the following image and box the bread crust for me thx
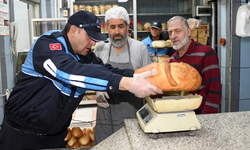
[152,40,172,48]
[134,62,202,91]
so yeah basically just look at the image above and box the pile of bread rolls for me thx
[73,4,119,15]
[65,127,95,148]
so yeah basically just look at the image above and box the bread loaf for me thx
[152,40,172,48]
[134,61,202,91]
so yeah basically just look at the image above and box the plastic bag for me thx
[235,2,250,37]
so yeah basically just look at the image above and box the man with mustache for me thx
[168,16,221,114]
[94,6,151,144]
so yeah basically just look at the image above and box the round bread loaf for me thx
[72,127,83,138]
[134,61,202,91]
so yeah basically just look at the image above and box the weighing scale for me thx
[136,92,202,134]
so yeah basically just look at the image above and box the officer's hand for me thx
[129,69,163,98]
[96,92,110,108]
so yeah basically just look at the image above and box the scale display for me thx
[138,106,154,125]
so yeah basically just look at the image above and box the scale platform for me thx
[136,93,202,133]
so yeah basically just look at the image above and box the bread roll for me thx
[105,5,112,11]
[86,128,92,134]
[72,127,83,138]
[64,128,72,141]
[93,5,99,15]
[78,5,85,11]
[152,40,172,48]
[72,142,81,148]
[134,61,202,91]
[162,22,167,30]
[73,5,78,13]
[68,136,77,147]
[99,5,105,14]
[89,131,94,141]
[85,5,92,13]
[78,133,90,145]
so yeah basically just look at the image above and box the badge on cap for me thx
[49,43,62,50]
[96,19,101,28]
[154,22,157,25]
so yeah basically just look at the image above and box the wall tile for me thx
[231,2,241,36]
[4,37,11,56]
[0,97,3,125]
[240,37,250,68]
[220,97,227,112]
[233,0,242,3]
[224,98,229,112]
[230,99,240,112]
[231,35,241,69]
[239,68,250,99]
[239,99,250,111]
[5,54,15,89]
[220,1,230,36]
[221,67,230,100]
[0,56,7,91]
[0,37,4,56]
[231,68,240,100]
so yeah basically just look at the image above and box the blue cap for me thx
[68,11,107,42]
[151,20,162,29]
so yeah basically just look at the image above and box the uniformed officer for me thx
[0,11,162,149]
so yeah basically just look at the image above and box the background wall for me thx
[218,0,250,112]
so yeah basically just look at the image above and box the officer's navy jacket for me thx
[4,30,134,135]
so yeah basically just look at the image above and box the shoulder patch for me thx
[49,43,62,50]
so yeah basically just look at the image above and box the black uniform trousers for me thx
[0,119,67,150]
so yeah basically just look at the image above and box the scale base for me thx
[136,103,201,134]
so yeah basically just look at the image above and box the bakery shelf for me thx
[137,13,192,16]
[79,100,97,105]
[96,13,133,17]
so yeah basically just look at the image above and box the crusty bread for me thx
[134,61,202,91]
[152,40,172,48]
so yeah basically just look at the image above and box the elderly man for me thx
[94,6,151,144]
[168,16,221,114]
